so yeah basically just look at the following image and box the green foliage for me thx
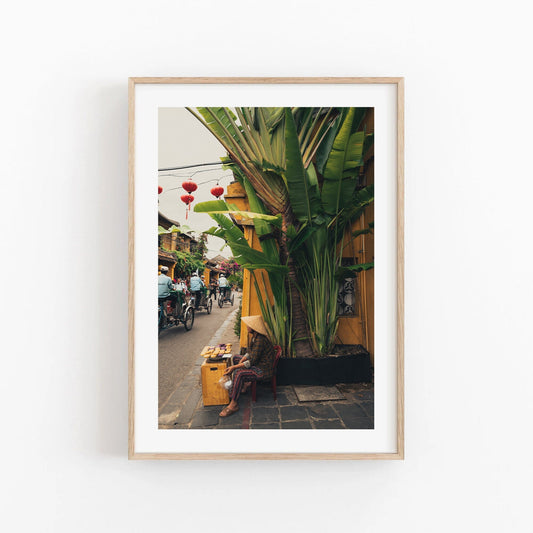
[283,108,322,223]
[299,249,339,355]
[227,273,243,290]
[233,300,242,337]
[162,248,204,278]
[193,233,208,260]
[194,201,282,226]
[252,271,291,355]
[190,106,375,357]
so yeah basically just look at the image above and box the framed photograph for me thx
[129,77,404,459]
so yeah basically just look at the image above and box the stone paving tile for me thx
[251,406,280,424]
[250,422,281,429]
[249,391,277,406]
[200,405,223,413]
[312,418,345,429]
[306,404,338,420]
[159,386,191,417]
[332,402,368,420]
[190,409,220,428]
[337,383,374,403]
[279,405,308,421]
[214,424,241,429]
[281,420,312,429]
[332,403,374,429]
[360,401,374,418]
[355,390,374,402]
[174,388,203,425]
[276,392,296,406]
[218,410,244,426]
[341,417,373,430]
[278,386,298,400]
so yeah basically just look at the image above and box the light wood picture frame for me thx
[129,77,404,459]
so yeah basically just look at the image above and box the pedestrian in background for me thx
[175,277,187,292]
[209,279,217,300]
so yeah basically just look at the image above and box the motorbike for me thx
[189,286,213,314]
[218,286,234,307]
[158,290,194,335]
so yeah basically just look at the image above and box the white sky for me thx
[158,108,236,259]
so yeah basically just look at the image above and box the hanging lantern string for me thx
[160,175,231,194]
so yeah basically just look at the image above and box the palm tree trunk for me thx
[279,211,316,358]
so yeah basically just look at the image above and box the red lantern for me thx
[210,185,224,199]
[158,186,163,194]
[182,181,197,193]
[180,194,195,219]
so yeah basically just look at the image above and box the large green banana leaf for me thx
[315,110,346,174]
[335,262,374,280]
[209,213,249,249]
[328,185,374,235]
[283,108,322,223]
[343,131,365,172]
[194,200,282,226]
[196,107,241,148]
[187,107,287,214]
[240,263,289,273]
[321,107,359,215]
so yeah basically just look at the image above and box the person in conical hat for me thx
[219,315,276,418]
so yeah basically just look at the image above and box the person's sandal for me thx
[219,406,239,418]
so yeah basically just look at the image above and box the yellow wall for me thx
[335,211,374,361]
[239,226,275,347]
[225,182,264,348]
[335,108,375,360]
[203,267,219,286]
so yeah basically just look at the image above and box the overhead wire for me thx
[158,174,234,194]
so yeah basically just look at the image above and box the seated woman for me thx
[219,315,276,418]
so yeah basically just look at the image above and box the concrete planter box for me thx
[276,346,372,386]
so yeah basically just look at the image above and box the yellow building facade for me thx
[225,178,375,362]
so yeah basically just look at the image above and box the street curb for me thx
[208,304,239,346]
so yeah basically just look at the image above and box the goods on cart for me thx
[201,343,232,358]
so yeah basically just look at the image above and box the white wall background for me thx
[1,1,532,531]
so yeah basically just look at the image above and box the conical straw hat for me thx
[241,315,269,337]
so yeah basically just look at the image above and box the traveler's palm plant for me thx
[191,107,374,356]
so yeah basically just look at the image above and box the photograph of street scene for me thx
[158,107,375,430]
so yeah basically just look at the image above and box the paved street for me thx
[178,382,374,430]
[158,298,374,430]
[158,293,240,409]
